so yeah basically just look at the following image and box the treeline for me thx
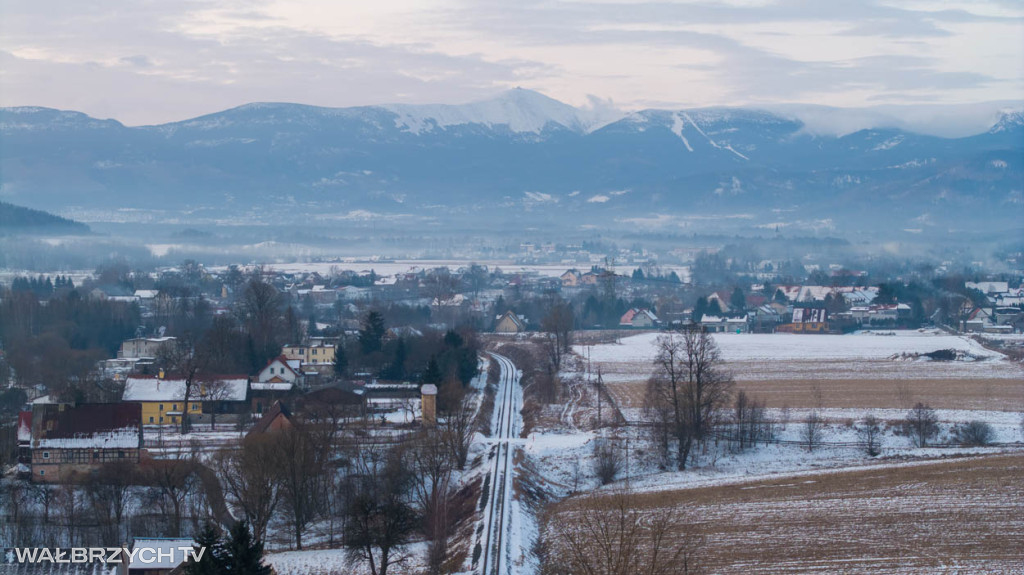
[0,289,140,398]
[9,275,76,298]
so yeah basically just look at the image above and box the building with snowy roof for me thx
[29,402,143,482]
[123,375,249,426]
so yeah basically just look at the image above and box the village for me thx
[0,251,1022,574]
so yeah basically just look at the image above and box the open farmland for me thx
[548,454,1024,574]
[575,330,1024,411]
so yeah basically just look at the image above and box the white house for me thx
[257,355,301,384]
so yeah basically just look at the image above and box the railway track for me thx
[478,352,520,575]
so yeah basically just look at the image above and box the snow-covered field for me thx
[581,329,1003,363]
[576,330,1024,394]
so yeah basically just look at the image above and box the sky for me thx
[1,0,1022,128]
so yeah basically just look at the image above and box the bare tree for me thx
[645,329,734,469]
[343,443,419,575]
[592,438,623,485]
[439,382,475,470]
[55,483,84,547]
[857,414,883,457]
[545,490,703,575]
[236,278,283,368]
[0,481,33,546]
[157,336,207,434]
[215,435,281,544]
[409,432,456,574]
[904,403,939,447]
[271,424,328,550]
[801,411,824,452]
[730,391,771,452]
[85,461,136,545]
[541,299,575,371]
[143,456,201,537]
[201,378,233,430]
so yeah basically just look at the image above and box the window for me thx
[93,451,99,460]
[118,451,125,458]
[172,404,177,411]
[39,470,45,476]
[42,452,50,459]
[270,367,275,375]
[159,417,164,423]
[149,416,154,423]
[193,403,199,410]
[312,349,317,355]
[159,404,164,411]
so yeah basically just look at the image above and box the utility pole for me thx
[595,366,603,428]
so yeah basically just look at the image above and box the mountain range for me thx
[1,89,1021,236]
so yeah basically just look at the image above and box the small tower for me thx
[421,384,438,426]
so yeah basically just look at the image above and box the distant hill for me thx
[1,90,1021,235]
[0,202,91,234]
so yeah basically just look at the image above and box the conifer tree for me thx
[222,520,271,575]
[184,522,225,575]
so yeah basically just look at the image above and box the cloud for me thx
[0,0,1020,124]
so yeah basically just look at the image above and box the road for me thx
[477,352,522,575]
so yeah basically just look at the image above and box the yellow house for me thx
[494,310,526,333]
[282,343,336,366]
[123,375,249,425]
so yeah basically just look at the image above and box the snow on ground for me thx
[578,329,1024,384]
[523,407,1024,507]
[581,329,1003,363]
[267,544,429,575]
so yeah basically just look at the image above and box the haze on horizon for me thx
[1,0,1023,134]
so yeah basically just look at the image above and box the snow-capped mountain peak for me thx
[989,109,1024,133]
[383,88,611,135]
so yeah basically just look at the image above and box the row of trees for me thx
[0,457,211,548]
[213,415,475,575]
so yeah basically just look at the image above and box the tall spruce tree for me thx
[184,522,225,575]
[334,344,348,378]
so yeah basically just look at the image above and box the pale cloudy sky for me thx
[1,0,1022,126]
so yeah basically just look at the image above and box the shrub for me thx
[954,420,995,446]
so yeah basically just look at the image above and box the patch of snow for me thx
[872,135,904,150]
[670,112,694,151]
[681,112,749,160]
